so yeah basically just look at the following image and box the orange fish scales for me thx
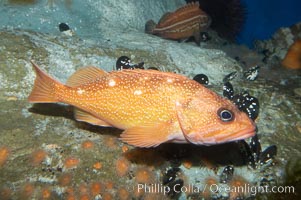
[59,72,198,129]
[28,61,255,148]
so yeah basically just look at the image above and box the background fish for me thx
[28,61,255,148]
[145,2,211,45]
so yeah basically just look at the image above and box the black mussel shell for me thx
[59,23,70,32]
[116,56,132,70]
[249,134,261,163]
[260,177,270,187]
[220,166,234,183]
[134,62,145,69]
[148,67,159,70]
[238,140,256,168]
[223,81,234,100]
[244,65,260,81]
[232,92,259,120]
[162,167,181,185]
[200,32,211,42]
[223,71,237,83]
[166,179,184,197]
[116,56,145,70]
[193,74,209,85]
[259,145,277,165]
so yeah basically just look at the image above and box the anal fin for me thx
[120,122,172,148]
[74,108,112,127]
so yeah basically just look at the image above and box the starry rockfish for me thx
[145,2,211,45]
[28,61,255,148]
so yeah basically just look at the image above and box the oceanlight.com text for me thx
[137,183,295,196]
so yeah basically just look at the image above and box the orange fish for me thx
[28,61,255,147]
[145,2,211,45]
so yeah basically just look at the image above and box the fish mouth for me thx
[200,125,256,145]
[215,123,256,143]
[190,126,256,145]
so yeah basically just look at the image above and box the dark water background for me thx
[238,0,301,47]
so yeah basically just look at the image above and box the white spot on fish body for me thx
[167,78,174,83]
[77,88,85,95]
[108,79,116,87]
[134,90,142,95]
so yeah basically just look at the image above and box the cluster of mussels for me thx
[192,71,278,199]
[221,71,277,170]
[193,70,260,120]
[193,71,277,168]
[116,56,157,70]
[239,135,277,170]
[161,167,184,198]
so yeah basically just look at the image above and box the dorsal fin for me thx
[158,12,172,24]
[177,2,200,13]
[66,66,108,87]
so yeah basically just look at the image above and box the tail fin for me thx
[28,61,63,103]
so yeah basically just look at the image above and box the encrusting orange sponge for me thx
[282,39,301,69]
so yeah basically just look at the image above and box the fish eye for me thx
[218,108,234,122]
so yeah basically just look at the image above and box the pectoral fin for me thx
[74,108,112,127]
[120,122,171,148]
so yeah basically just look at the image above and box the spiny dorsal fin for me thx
[177,2,200,13]
[158,12,172,24]
[74,108,112,127]
[66,66,108,87]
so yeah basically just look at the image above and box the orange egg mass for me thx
[105,137,117,149]
[64,157,80,169]
[121,145,129,153]
[0,187,12,200]
[133,185,145,198]
[105,181,114,190]
[20,183,34,199]
[78,183,89,195]
[282,39,301,69]
[90,182,103,196]
[135,167,155,184]
[79,194,90,200]
[0,146,9,167]
[93,162,103,170]
[58,173,72,186]
[65,187,76,200]
[40,187,51,199]
[229,175,250,199]
[115,157,130,177]
[182,160,193,169]
[30,149,47,166]
[66,194,76,200]
[118,187,130,200]
[81,140,94,149]
[102,192,113,200]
